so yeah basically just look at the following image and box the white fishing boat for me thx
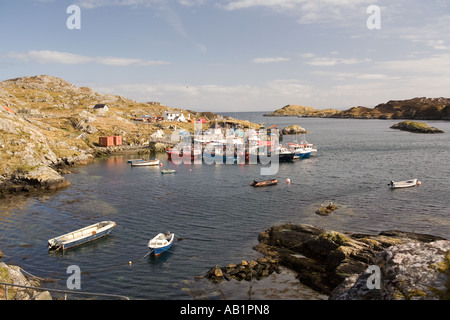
[130,159,160,166]
[388,179,418,189]
[48,221,116,251]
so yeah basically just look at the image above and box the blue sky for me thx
[1,0,450,112]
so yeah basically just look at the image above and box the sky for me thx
[1,0,450,112]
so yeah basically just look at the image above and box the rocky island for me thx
[202,224,450,300]
[390,121,444,134]
[265,97,450,120]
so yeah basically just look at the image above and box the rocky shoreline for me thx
[0,252,52,300]
[202,224,450,300]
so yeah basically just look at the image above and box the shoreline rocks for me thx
[202,223,449,300]
[203,258,281,283]
[0,262,52,300]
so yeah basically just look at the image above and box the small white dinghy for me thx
[48,221,116,251]
[388,179,418,189]
[148,232,175,256]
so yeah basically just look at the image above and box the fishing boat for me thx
[48,221,116,251]
[130,159,160,166]
[148,232,175,255]
[388,179,418,189]
[288,141,317,158]
[161,169,177,174]
[250,179,278,187]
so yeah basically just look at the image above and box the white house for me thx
[93,104,109,112]
[163,111,187,122]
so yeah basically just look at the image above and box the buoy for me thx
[286,178,291,184]
[417,181,422,186]
[159,163,163,167]
[129,261,132,265]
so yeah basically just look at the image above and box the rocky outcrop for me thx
[0,262,52,300]
[0,109,94,197]
[251,224,448,299]
[390,121,444,133]
[330,240,450,300]
[281,125,308,135]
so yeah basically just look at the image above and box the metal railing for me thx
[0,281,130,300]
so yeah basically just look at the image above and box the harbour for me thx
[1,115,450,300]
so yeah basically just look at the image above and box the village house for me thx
[163,111,189,122]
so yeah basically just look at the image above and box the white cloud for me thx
[74,0,205,9]
[88,79,315,111]
[252,57,290,64]
[6,50,170,66]
[305,56,372,66]
[223,0,378,25]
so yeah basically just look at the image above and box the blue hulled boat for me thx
[148,232,175,256]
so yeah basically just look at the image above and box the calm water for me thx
[1,114,450,300]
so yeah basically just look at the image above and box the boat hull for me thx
[48,221,116,251]
[389,179,418,189]
[131,159,160,166]
[148,233,175,256]
[250,179,278,187]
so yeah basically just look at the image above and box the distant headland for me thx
[264,97,450,120]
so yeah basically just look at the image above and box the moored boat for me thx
[250,179,278,187]
[288,141,317,158]
[131,159,160,166]
[148,232,175,255]
[161,169,177,174]
[388,179,418,189]
[127,159,145,163]
[48,221,116,251]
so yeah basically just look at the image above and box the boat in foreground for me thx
[148,232,175,255]
[388,179,418,189]
[131,159,160,166]
[48,221,116,251]
[250,179,278,187]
